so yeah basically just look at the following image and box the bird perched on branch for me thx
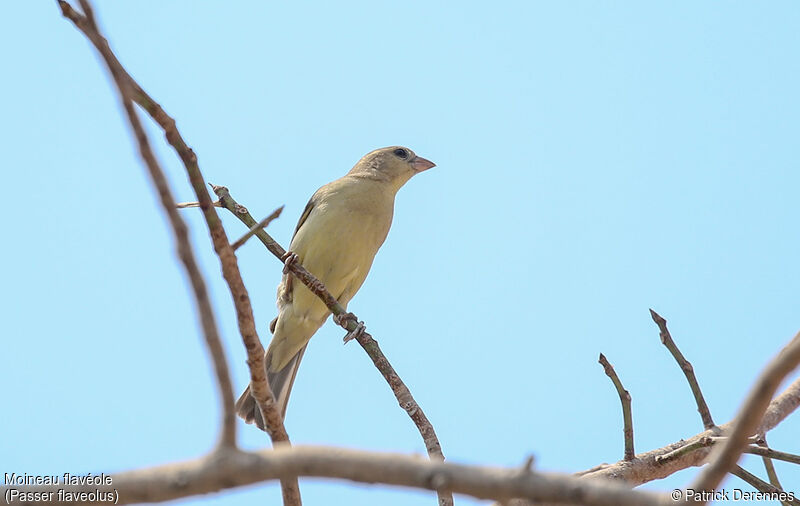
[236,146,435,431]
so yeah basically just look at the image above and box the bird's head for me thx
[348,146,435,192]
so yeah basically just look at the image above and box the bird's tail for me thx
[235,344,308,431]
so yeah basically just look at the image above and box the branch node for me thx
[231,206,283,251]
[429,472,450,491]
[654,436,714,464]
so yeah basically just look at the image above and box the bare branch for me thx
[505,377,800,506]
[656,435,800,468]
[232,206,284,251]
[598,353,634,461]
[649,309,715,430]
[58,3,300,503]
[581,374,800,485]
[758,376,800,435]
[210,185,453,506]
[213,185,288,257]
[0,445,670,506]
[57,0,237,450]
[688,331,800,497]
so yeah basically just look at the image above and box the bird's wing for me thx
[279,192,319,306]
[292,195,317,240]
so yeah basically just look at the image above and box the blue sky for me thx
[2,2,799,505]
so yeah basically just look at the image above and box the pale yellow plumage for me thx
[236,146,434,430]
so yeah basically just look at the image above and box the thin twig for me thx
[57,0,237,450]
[730,466,799,506]
[649,309,715,430]
[757,436,789,506]
[232,206,284,250]
[703,436,800,465]
[211,185,454,506]
[757,435,785,498]
[520,455,535,472]
[744,445,800,466]
[654,437,713,465]
[761,455,784,494]
[598,353,635,461]
[176,200,222,209]
[58,3,301,504]
[688,331,800,498]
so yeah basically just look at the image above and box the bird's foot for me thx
[343,321,367,344]
[282,251,299,274]
[334,312,366,343]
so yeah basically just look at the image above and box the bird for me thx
[235,146,435,431]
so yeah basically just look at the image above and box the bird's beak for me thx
[410,156,436,172]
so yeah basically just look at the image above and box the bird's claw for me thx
[333,312,365,343]
[343,321,367,344]
[282,251,299,274]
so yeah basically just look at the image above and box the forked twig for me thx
[231,206,284,250]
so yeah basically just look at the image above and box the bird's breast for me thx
[288,182,395,305]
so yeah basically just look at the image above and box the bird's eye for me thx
[393,148,408,159]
